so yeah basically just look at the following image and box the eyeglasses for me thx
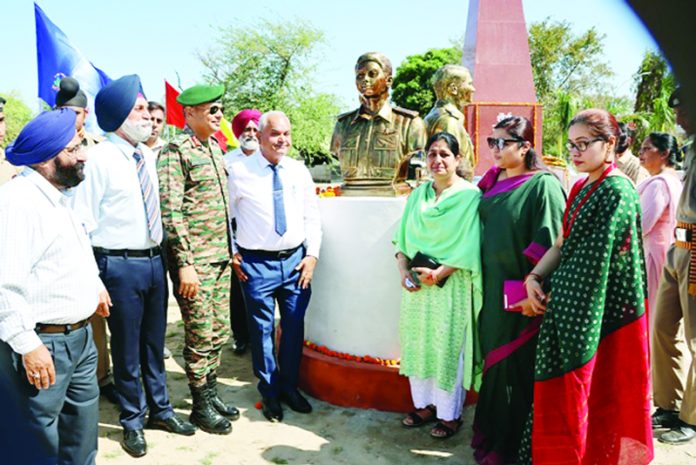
[566,138,604,153]
[208,104,224,116]
[486,137,524,151]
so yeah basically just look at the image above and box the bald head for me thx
[259,111,292,164]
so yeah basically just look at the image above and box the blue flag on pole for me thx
[35,2,111,133]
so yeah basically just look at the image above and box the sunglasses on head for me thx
[486,137,524,150]
[208,104,224,116]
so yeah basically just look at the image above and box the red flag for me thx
[165,80,185,129]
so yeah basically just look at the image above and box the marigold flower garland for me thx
[304,340,400,367]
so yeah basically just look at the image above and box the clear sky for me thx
[1,0,657,111]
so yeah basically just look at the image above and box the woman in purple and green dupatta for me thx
[472,117,565,465]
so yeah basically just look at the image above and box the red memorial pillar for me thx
[462,0,543,176]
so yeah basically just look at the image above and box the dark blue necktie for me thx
[269,164,287,236]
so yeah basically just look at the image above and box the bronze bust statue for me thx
[424,64,476,180]
[331,52,426,196]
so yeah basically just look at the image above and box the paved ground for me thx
[96,303,696,465]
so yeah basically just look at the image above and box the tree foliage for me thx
[391,47,462,116]
[621,51,678,153]
[0,92,34,148]
[529,18,613,101]
[529,18,616,156]
[198,19,341,165]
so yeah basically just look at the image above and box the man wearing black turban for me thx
[54,77,104,148]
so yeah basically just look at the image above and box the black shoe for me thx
[659,421,696,444]
[233,341,248,355]
[207,374,240,420]
[189,384,232,435]
[121,429,147,458]
[100,383,119,405]
[147,414,197,436]
[279,389,312,414]
[652,408,680,429]
[261,396,283,422]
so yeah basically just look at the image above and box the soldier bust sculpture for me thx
[424,64,476,180]
[331,52,426,196]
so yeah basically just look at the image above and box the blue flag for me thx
[35,3,111,133]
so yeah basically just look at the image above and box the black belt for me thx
[36,318,90,334]
[93,246,161,258]
[238,245,302,259]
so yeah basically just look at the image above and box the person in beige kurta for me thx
[616,122,649,185]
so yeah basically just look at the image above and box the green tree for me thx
[0,92,34,148]
[391,47,462,116]
[198,19,342,166]
[620,51,678,153]
[528,18,615,156]
[529,18,613,100]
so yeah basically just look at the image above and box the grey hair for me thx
[258,111,290,132]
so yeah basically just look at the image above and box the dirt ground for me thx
[96,302,696,465]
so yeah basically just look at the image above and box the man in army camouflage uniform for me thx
[331,52,426,195]
[158,84,239,435]
[0,96,22,185]
[424,64,476,180]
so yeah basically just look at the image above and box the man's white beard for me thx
[240,137,259,152]
[121,118,153,143]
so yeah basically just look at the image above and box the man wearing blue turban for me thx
[0,108,110,465]
[71,75,196,458]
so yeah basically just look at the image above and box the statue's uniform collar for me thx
[354,102,393,124]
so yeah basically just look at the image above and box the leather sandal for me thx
[401,405,437,427]
[430,418,463,439]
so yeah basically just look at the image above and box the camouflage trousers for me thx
[170,261,231,386]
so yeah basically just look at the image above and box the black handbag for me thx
[408,252,448,288]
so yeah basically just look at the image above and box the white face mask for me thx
[240,136,259,152]
[121,118,153,143]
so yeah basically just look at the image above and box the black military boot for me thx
[189,384,232,435]
[207,373,240,421]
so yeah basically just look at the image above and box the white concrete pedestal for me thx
[305,196,407,360]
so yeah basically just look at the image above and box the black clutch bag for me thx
[408,252,448,288]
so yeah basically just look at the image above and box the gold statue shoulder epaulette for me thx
[392,106,419,118]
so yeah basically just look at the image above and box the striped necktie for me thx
[269,164,287,236]
[133,149,163,244]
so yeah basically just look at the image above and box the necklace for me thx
[562,163,616,238]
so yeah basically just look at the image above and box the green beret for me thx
[176,84,225,107]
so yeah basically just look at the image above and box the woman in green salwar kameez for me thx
[394,132,482,439]
[472,116,566,465]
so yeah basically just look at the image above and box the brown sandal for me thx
[430,418,463,439]
[401,405,437,427]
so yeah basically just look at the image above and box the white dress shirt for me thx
[148,137,167,158]
[223,147,258,170]
[71,134,160,249]
[0,169,103,354]
[228,152,322,257]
